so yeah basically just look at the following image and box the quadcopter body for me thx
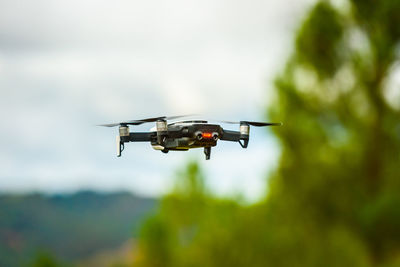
[99,116,281,160]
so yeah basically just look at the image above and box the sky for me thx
[0,0,314,202]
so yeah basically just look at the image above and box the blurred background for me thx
[1,0,400,266]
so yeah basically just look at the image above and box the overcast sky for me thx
[0,0,313,201]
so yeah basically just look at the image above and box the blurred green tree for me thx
[267,0,400,265]
[30,252,62,267]
[136,161,242,267]
[136,0,400,266]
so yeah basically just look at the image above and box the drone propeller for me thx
[134,115,192,123]
[98,121,142,127]
[220,120,282,127]
[98,115,194,127]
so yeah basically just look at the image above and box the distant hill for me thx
[0,191,156,266]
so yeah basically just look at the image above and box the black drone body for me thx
[99,116,281,160]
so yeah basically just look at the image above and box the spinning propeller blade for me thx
[220,120,282,127]
[98,115,194,127]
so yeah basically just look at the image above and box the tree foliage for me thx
[136,0,400,266]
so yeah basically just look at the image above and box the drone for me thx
[99,115,282,160]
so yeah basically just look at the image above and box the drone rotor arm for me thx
[247,122,282,127]
[220,130,241,142]
[127,132,156,142]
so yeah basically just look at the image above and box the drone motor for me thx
[156,120,168,145]
[119,125,129,136]
[116,125,130,156]
[239,123,250,135]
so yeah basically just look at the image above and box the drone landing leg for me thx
[117,136,124,157]
[204,147,211,160]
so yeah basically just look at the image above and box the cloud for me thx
[0,0,313,200]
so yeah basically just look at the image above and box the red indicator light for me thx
[202,132,213,139]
